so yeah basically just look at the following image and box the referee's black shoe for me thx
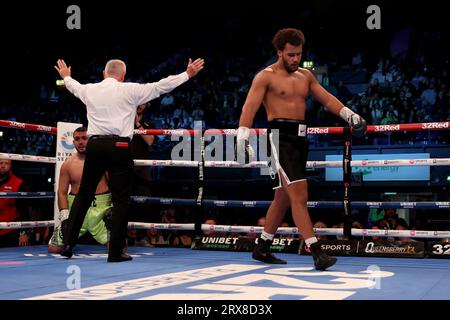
[60,245,73,259]
[107,253,133,263]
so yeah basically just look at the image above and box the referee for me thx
[54,58,204,262]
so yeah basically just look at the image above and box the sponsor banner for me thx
[421,122,449,130]
[299,240,358,256]
[432,159,450,165]
[366,202,382,208]
[358,240,424,258]
[194,238,447,259]
[192,236,300,253]
[426,241,450,259]
[242,201,257,207]
[213,201,228,207]
[326,153,430,181]
[434,202,450,209]
[373,124,401,132]
[299,240,425,258]
[307,127,329,134]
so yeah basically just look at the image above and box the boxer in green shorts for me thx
[49,127,112,253]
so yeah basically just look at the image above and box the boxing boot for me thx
[252,238,287,264]
[309,242,337,270]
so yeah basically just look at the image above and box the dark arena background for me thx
[1,0,450,310]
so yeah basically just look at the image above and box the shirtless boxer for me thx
[237,28,367,270]
[48,127,112,253]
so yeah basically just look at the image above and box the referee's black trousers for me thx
[63,135,133,256]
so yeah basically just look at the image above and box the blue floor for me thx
[1,245,449,300]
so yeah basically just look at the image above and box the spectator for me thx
[371,102,383,125]
[421,83,437,106]
[411,71,426,90]
[146,228,168,246]
[0,160,31,247]
[396,223,416,242]
[336,81,352,103]
[313,221,328,240]
[380,110,398,125]
[171,230,193,247]
[360,106,373,125]
[333,222,346,240]
[257,216,266,227]
[191,105,205,121]
[279,221,295,240]
[352,51,363,68]
[352,220,364,229]
[202,217,220,237]
[371,225,381,242]
[248,216,266,239]
[160,93,174,108]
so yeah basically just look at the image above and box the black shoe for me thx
[309,242,337,271]
[107,253,133,263]
[60,245,73,259]
[252,238,287,264]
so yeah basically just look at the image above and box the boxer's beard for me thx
[75,146,86,154]
[282,58,298,73]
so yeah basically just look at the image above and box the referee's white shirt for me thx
[63,72,189,139]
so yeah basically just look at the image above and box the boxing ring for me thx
[2,245,450,300]
[1,119,450,300]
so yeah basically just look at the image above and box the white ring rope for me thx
[2,153,450,168]
[1,220,448,239]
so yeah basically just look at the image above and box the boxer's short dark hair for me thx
[74,127,87,133]
[272,28,305,51]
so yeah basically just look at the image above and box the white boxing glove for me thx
[59,208,70,222]
[339,107,367,138]
[236,126,255,164]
